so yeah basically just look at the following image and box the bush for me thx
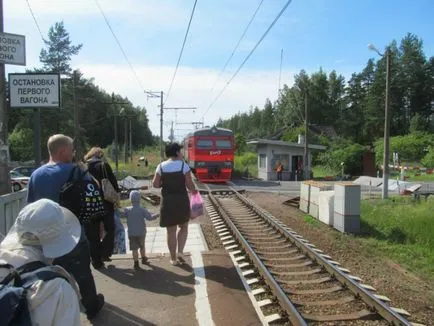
[9,127,33,161]
[318,141,365,176]
[375,133,434,165]
[234,152,257,178]
[421,147,434,168]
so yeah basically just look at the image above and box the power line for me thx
[94,0,145,91]
[25,0,44,42]
[202,0,293,119]
[164,0,198,105]
[209,0,264,94]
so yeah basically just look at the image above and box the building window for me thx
[259,154,266,168]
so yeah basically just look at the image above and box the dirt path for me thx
[247,192,434,325]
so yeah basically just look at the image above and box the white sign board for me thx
[9,73,61,108]
[0,32,25,66]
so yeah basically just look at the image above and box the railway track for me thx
[203,188,423,326]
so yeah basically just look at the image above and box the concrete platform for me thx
[81,251,259,325]
[81,223,259,325]
[136,224,207,254]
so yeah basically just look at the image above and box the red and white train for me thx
[183,126,234,183]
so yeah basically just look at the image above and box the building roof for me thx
[247,139,326,151]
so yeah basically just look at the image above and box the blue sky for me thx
[5,0,434,139]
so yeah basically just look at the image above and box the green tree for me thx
[9,127,34,161]
[39,21,83,74]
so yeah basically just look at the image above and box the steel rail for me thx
[208,192,308,326]
[229,191,412,325]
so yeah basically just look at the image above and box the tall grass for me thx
[105,146,160,179]
[234,152,258,178]
[312,165,337,178]
[360,197,434,279]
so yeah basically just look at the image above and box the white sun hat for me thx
[0,199,81,258]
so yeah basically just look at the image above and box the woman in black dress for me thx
[152,143,197,265]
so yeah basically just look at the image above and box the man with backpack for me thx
[0,199,81,325]
[27,134,104,320]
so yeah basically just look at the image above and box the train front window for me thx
[196,139,213,149]
[216,140,232,149]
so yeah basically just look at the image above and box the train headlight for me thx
[197,162,206,167]
[224,162,232,167]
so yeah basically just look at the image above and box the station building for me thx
[247,136,326,181]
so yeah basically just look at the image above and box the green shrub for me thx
[9,127,33,161]
[421,147,434,168]
[318,141,365,176]
[234,152,257,177]
[375,133,434,165]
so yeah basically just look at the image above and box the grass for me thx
[234,152,258,178]
[359,197,434,280]
[303,215,321,228]
[105,146,160,179]
[407,173,434,182]
[312,165,337,179]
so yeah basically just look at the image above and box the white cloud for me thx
[76,63,296,140]
[6,0,188,26]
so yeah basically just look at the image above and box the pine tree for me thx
[39,21,83,74]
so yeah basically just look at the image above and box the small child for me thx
[124,190,158,270]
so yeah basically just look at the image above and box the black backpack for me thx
[60,165,106,224]
[0,261,69,326]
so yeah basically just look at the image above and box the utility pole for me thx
[33,109,41,166]
[382,48,392,199]
[304,90,310,180]
[160,91,163,161]
[145,91,165,162]
[278,48,283,94]
[368,43,392,199]
[124,117,128,164]
[72,71,80,160]
[0,0,10,195]
[169,121,174,143]
[114,113,118,172]
[103,94,129,175]
[129,118,132,163]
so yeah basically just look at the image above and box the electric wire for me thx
[209,0,264,94]
[164,0,198,105]
[202,0,293,119]
[94,0,145,92]
[25,0,45,42]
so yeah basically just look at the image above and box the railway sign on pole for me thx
[9,73,61,108]
[0,32,25,66]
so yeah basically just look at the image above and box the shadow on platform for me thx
[99,263,195,297]
[88,302,156,326]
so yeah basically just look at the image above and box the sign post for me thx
[9,73,61,165]
[0,32,26,66]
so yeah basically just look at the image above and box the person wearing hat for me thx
[0,199,82,325]
[152,143,198,265]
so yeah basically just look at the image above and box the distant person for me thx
[0,199,82,325]
[124,191,158,270]
[152,143,197,265]
[276,163,283,181]
[85,147,120,263]
[145,158,149,168]
[26,134,104,320]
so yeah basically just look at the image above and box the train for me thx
[183,126,234,183]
